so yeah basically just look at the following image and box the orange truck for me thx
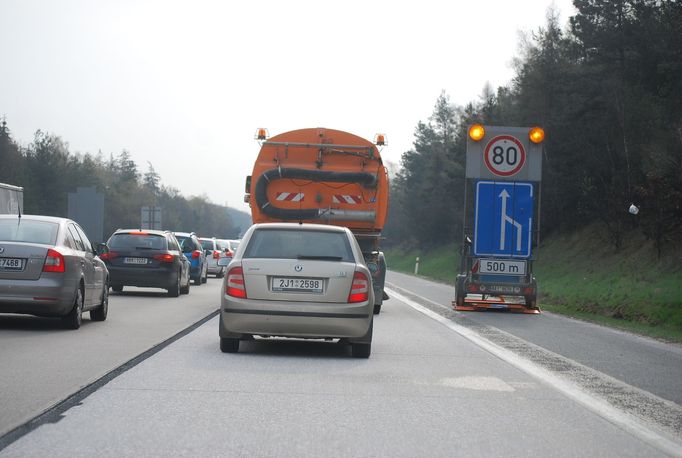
[244,127,390,314]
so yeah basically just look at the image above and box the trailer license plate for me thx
[0,257,24,271]
[272,277,323,293]
[478,259,526,275]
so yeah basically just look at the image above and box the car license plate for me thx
[272,277,323,293]
[124,257,148,264]
[478,258,526,275]
[0,257,24,271]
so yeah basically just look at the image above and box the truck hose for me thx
[255,167,377,221]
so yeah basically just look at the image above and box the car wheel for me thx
[220,338,239,353]
[111,285,123,292]
[167,273,181,297]
[373,304,382,315]
[193,275,202,286]
[90,281,109,321]
[180,275,190,294]
[62,287,84,330]
[216,267,224,279]
[351,342,371,358]
[201,265,208,283]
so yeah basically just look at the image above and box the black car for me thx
[102,229,191,297]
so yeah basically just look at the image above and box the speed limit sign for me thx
[484,135,526,177]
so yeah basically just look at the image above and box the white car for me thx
[218,223,374,358]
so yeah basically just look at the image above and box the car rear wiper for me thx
[296,255,343,261]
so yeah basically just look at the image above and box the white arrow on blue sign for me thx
[474,181,534,258]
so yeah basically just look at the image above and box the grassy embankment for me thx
[385,226,682,342]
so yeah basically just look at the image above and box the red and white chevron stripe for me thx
[275,192,304,202]
[332,195,362,204]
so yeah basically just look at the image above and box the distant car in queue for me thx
[0,214,109,329]
[174,232,208,285]
[102,229,191,297]
[218,223,374,358]
[199,237,226,278]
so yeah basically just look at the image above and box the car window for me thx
[67,224,86,251]
[200,239,214,250]
[243,229,353,262]
[73,224,93,253]
[108,233,167,250]
[167,235,180,251]
[0,219,59,245]
[229,241,240,251]
[176,236,195,252]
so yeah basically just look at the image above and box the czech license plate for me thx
[272,277,323,293]
[478,258,526,275]
[0,257,24,271]
[124,257,148,264]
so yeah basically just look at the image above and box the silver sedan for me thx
[218,223,374,357]
[0,214,109,329]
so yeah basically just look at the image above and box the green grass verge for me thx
[385,226,682,343]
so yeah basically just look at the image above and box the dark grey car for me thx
[0,215,109,329]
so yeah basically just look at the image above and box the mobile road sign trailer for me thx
[454,125,545,313]
[0,183,23,215]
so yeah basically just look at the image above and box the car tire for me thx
[167,273,181,297]
[111,285,123,293]
[220,338,239,353]
[62,287,83,330]
[180,275,190,294]
[90,281,109,321]
[193,276,202,286]
[373,304,382,315]
[216,268,224,279]
[351,342,371,358]
[201,265,208,283]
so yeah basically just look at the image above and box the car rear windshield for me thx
[200,239,214,250]
[108,233,167,250]
[243,229,354,262]
[0,219,59,245]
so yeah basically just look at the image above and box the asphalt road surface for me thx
[0,278,222,438]
[1,272,681,456]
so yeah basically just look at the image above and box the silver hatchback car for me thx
[218,223,374,358]
[0,215,109,329]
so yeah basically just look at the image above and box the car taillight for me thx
[153,253,175,263]
[348,271,369,303]
[225,250,234,258]
[192,250,201,259]
[99,251,119,261]
[213,251,220,259]
[225,266,246,298]
[43,248,65,273]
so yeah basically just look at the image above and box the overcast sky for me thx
[1,0,575,211]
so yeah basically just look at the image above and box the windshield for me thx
[243,229,353,262]
[108,233,167,250]
[0,219,59,245]
[200,239,214,250]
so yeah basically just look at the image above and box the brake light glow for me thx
[99,251,119,261]
[129,231,149,236]
[213,251,220,259]
[226,266,247,298]
[153,253,175,263]
[43,248,65,273]
[348,271,369,303]
[191,250,201,259]
[225,250,234,258]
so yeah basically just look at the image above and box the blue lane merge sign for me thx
[474,181,534,258]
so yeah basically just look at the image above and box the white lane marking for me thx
[439,376,515,392]
[386,287,682,457]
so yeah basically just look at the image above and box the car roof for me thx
[0,214,70,224]
[252,222,348,233]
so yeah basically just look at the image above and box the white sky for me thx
[1,0,575,212]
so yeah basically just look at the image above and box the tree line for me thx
[0,122,241,241]
[385,0,682,257]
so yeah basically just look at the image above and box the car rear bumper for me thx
[220,296,373,341]
[107,266,176,288]
[0,278,75,316]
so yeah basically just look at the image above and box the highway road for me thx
[1,271,681,456]
[0,278,222,438]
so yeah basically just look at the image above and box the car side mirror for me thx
[95,242,109,256]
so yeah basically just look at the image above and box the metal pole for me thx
[414,257,420,275]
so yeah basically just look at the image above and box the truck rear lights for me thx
[466,284,479,293]
[191,250,201,259]
[153,253,174,263]
[43,248,65,273]
[348,271,369,303]
[226,266,247,298]
[522,287,535,295]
